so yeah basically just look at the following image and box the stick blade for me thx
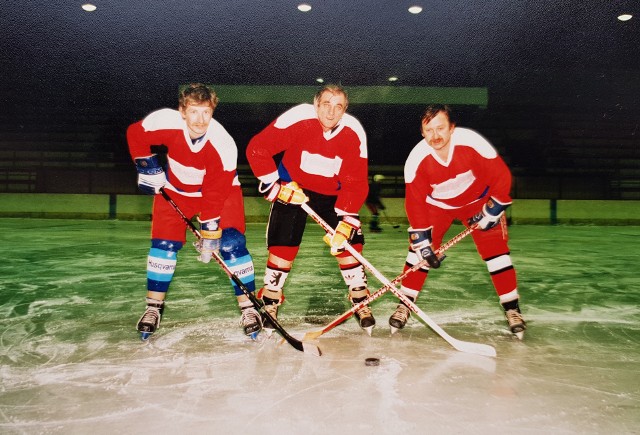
[303,330,324,341]
[279,337,323,357]
[452,340,497,358]
[302,342,323,357]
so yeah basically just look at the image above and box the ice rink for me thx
[1,219,639,434]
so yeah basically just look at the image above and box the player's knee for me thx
[268,246,299,263]
[334,243,363,260]
[220,228,249,260]
[220,228,255,296]
[150,238,183,252]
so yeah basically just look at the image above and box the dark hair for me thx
[179,83,219,112]
[420,104,455,127]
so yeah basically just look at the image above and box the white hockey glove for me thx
[260,180,307,205]
[409,227,442,269]
[196,217,222,264]
[134,155,166,195]
[323,215,360,256]
[468,197,511,230]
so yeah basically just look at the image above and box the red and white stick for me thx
[301,202,495,358]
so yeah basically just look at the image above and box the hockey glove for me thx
[135,155,166,195]
[260,180,307,205]
[409,227,441,269]
[468,197,511,230]
[196,217,222,264]
[324,215,360,256]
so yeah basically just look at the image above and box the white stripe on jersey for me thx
[431,170,476,200]
[142,108,185,131]
[206,119,238,172]
[340,114,368,159]
[274,104,316,128]
[168,156,205,186]
[300,151,343,177]
[274,103,368,159]
[404,141,430,184]
[454,128,497,159]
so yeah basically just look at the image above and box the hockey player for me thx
[391,104,526,339]
[127,83,261,339]
[246,84,376,335]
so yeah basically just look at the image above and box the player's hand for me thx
[196,217,221,264]
[409,227,441,269]
[324,215,360,256]
[135,154,166,195]
[261,180,307,205]
[468,197,511,230]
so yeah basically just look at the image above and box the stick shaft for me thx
[301,203,495,357]
[304,226,473,340]
[159,188,321,356]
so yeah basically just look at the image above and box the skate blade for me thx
[249,331,260,341]
[363,325,374,336]
[140,332,152,341]
[514,331,524,340]
[389,326,400,335]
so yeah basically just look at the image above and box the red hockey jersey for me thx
[404,127,512,229]
[246,103,369,215]
[127,108,239,221]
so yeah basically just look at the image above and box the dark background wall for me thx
[1,2,638,200]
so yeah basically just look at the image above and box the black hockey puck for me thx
[365,357,380,366]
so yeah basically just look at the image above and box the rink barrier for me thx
[0,193,639,225]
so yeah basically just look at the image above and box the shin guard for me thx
[147,239,183,292]
[220,228,256,296]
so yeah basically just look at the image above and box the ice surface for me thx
[0,220,639,434]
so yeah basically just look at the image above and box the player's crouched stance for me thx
[128,83,262,340]
[257,181,376,336]
[245,84,376,336]
[393,104,526,339]
[135,221,262,340]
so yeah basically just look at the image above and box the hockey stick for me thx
[159,188,322,356]
[303,225,474,341]
[301,202,495,358]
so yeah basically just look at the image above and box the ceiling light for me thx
[408,6,423,14]
[617,14,632,21]
[82,3,97,12]
[298,4,312,12]
[316,78,324,83]
[388,76,399,82]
